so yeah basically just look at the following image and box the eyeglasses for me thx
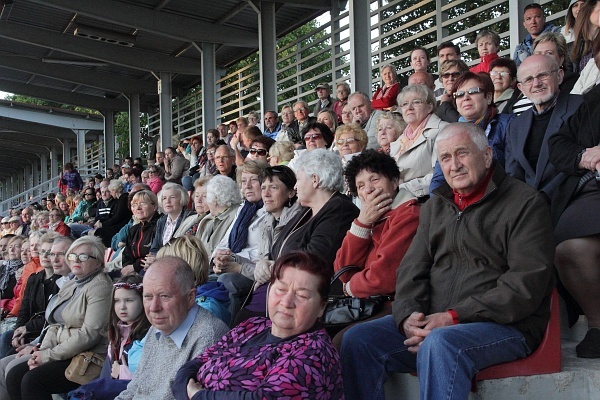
[40,250,52,256]
[294,107,307,113]
[337,137,359,145]
[67,253,98,262]
[49,252,66,258]
[490,71,512,78]
[249,148,268,156]
[453,87,483,99]
[131,201,152,208]
[84,192,94,196]
[400,99,427,108]
[304,133,323,142]
[518,69,558,86]
[1,222,7,225]
[441,72,461,80]
[49,213,61,217]
[215,156,233,161]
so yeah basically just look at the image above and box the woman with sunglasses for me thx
[435,59,469,123]
[246,136,275,163]
[390,84,448,198]
[429,72,516,192]
[6,236,113,399]
[287,121,334,171]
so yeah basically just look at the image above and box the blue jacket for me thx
[430,113,516,193]
[196,281,230,324]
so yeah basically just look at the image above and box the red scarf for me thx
[452,168,494,211]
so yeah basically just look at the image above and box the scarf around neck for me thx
[228,200,264,253]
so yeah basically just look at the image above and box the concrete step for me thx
[385,318,600,399]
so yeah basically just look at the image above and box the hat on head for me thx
[8,216,20,223]
[1,217,9,223]
[315,82,330,91]
[569,0,578,8]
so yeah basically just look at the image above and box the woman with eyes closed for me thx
[390,84,448,198]
[429,72,516,192]
[173,251,344,400]
[6,236,113,400]
[376,112,406,155]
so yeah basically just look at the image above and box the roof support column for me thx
[349,0,372,94]
[259,1,277,114]
[104,110,115,170]
[75,130,88,172]
[159,72,173,151]
[40,153,48,182]
[510,1,529,56]
[202,43,217,133]
[50,146,58,179]
[62,139,70,167]
[129,95,141,159]
[32,159,39,196]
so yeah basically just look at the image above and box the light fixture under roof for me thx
[41,58,109,67]
[74,24,136,47]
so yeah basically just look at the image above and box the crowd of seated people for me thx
[0,3,598,398]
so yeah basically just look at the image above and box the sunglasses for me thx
[453,87,483,99]
[249,148,268,156]
[304,133,323,142]
[441,72,462,80]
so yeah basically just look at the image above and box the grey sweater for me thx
[116,305,228,400]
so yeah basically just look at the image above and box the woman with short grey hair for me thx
[391,84,448,198]
[295,148,345,193]
[196,175,242,256]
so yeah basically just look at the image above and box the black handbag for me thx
[323,266,392,328]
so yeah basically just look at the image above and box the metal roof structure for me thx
[0,0,335,111]
[0,0,336,185]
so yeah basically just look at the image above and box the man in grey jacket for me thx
[341,123,555,400]
[116,257,228,400]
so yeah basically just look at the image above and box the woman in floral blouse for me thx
[173,251,344,400]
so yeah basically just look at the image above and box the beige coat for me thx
[390,113,448,197]
[40,272,113,363]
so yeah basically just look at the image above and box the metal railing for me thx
[0,140,105,215]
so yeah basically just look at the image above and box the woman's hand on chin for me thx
[187,378,204,399]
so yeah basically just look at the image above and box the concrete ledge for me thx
[385,340,600,399]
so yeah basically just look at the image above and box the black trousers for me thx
[7,358,80,400]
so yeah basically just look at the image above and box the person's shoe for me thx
[576,328,600,358]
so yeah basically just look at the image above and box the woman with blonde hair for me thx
[335,124,368,162]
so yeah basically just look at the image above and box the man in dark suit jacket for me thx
[505,54,583,198]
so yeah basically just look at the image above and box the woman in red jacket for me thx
[371,64,400,110]
[332,150,421,348]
